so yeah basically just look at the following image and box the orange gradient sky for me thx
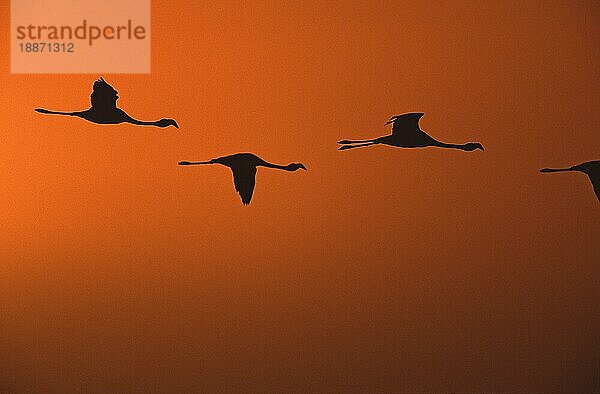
[0,1,598,392]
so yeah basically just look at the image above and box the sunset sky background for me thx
[0,1,599,392]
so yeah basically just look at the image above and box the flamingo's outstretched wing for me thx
[90,77,118,110]
[575,161,600,202]
[231,165,257,205]
[589,176,600,201]
[387,113,424,136]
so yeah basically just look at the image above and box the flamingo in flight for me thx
[337,112,483,152]
[178,153,307,205]
[35,77,179,128]
[540,160,600,202]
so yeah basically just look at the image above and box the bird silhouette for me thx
[178,153,307,205]
[35,77,179,128]
[540,160,600,202]
[337,112,483,152]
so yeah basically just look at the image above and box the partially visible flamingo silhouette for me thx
[178,153,307,205]
[540,160,600,202]
[337,112,483,152]
[35,77,179,128]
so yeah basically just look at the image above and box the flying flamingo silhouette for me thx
[178,153,307,205]
[337,112,483,152]
[540,160,600,202]
[35,77,179,128]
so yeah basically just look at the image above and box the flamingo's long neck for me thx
[128,119,160,127]
[433,141,471,151]
[259,161,291,171]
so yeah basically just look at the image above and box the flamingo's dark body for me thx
[35,78,179,128]
[179,153,306,205]
[337,112,483,152]
[540,160,600,202]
